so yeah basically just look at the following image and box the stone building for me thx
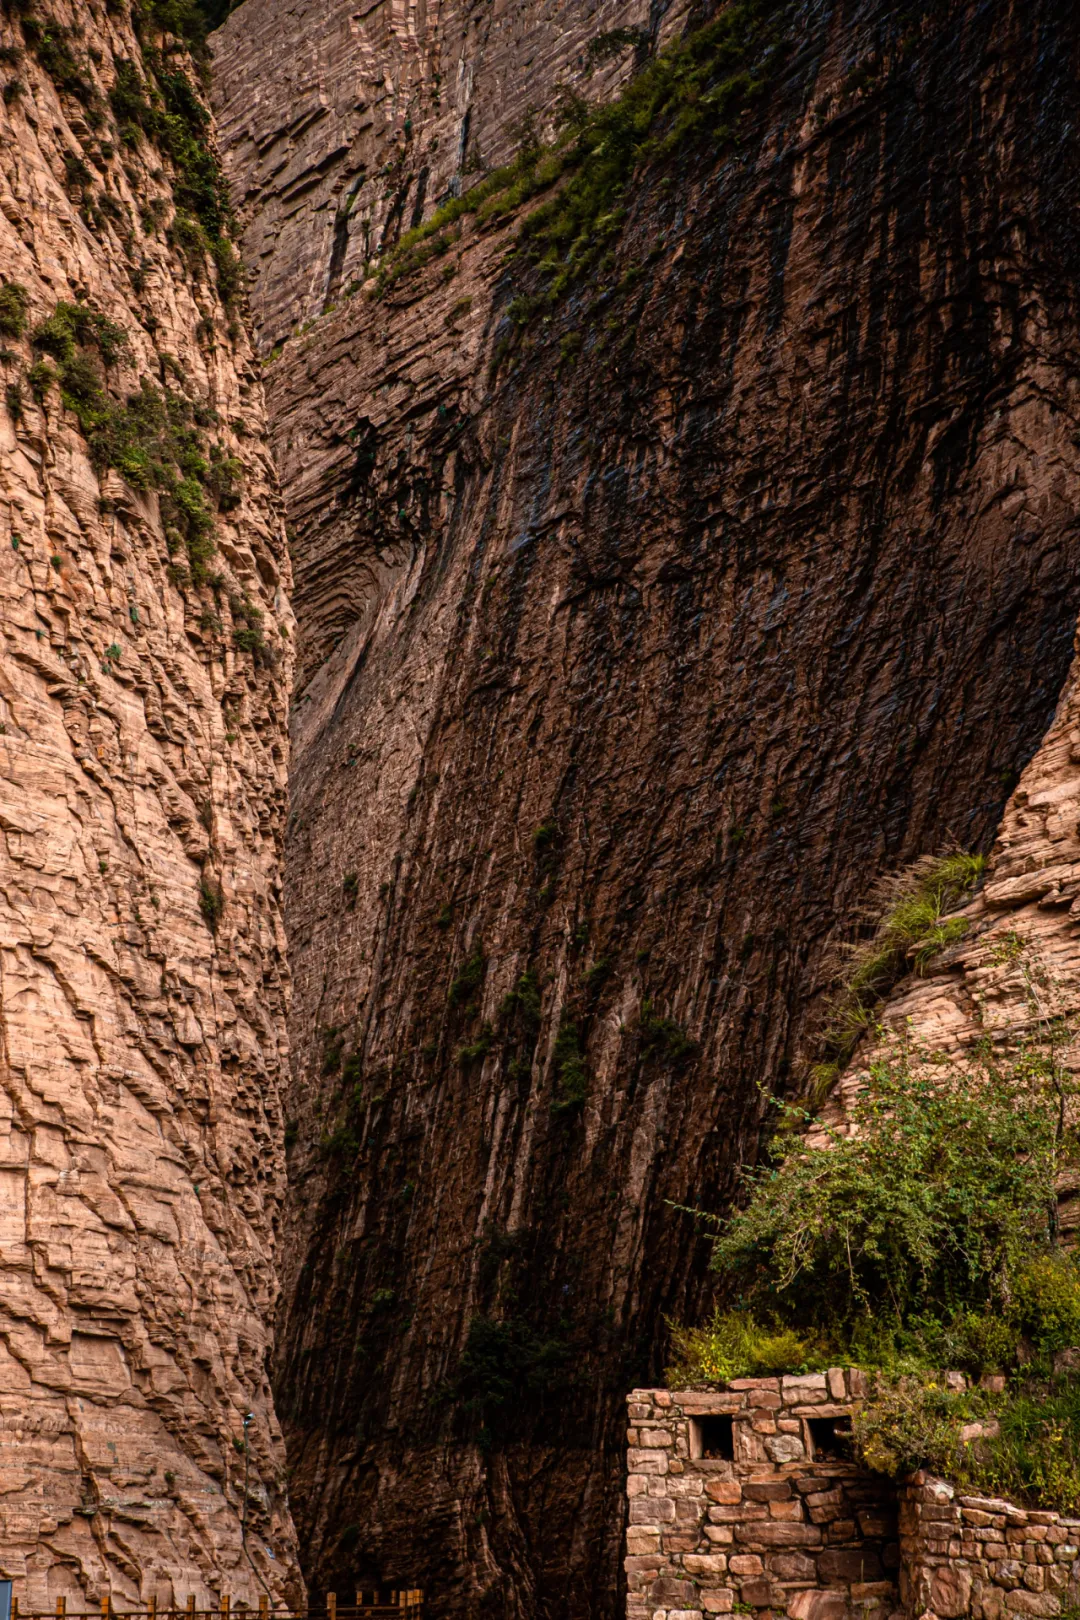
[626,1378,1080,1620]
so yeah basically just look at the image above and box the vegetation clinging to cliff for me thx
[377,0,791,296]
[710,1043,1072,1352]
[811,851,985,1087]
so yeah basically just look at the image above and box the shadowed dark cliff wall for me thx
[214,0,1080,1616]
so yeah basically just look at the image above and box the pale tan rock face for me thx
[0,1,299,1606]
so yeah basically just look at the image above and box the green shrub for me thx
[639,998,696,1064]
[0,281,29,338]
[1014,1253,1080,1355]
[551,1014,587,1111]
[198,872,223,930]
[33,300,127,366]
[711,1043,1073,1340]
[667,1310,821,1385]
[448,944,485,1009]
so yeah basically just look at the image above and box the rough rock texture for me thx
[214,0,1080,1616]
[0,2,298,1606]
[211,0,688,355]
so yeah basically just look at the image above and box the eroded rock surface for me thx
[0,1,298,1605]
[215,0,1080,1615]
[210,0,685,355]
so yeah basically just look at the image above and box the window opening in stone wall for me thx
[807,1415,853,1461]
[688,1414,734,1460]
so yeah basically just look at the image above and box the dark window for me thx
[691,1414,734,1460]
[808,1416,852,1461]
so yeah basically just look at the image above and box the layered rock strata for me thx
[211,0,690,355]
[0,1,298,1606]
[214,0,1080,1614]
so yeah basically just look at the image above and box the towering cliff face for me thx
[212,0,1080,1616]
[0,1,298,1606]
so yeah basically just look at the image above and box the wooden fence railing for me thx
[11,1596,424,1620]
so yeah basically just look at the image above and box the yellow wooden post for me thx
[186,1596,195,1620]
[221,1596,230,1620]
[56,1598,65,1619]
[102,1597,110,1620]
[327,1594,336,1620]
[259,1598,268,1620]
[149,1596,156,1620]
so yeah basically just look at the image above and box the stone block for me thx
[702,1594,734,1613]
[825,1520,857,1542]
[1004,1592,1061,1616]
[786,1590,849,1620]
[731,1378,781,1392]
[770,1502,804,1522]
[628,1530,664,1555]
[746,1482,794,1503]
[684,1555,729,1577]
[765,1435,806,1464]
[711,1505,768,1523]
[1023,1569,1045,1594]
[665,1534,704,1554]
[777,1419,804,1434]
[667,1611,705,1620]
[630,1404,653,1421]
[751,1414,778,1435]
[651,1577,699,1607]
[676,1499,706,1525]
[739,1523,823,1548]
[681,1394,745,1414]
[739,1579,775,1606]
[827,1369,847,1401]
[641,1429,676,1448]
[629,1429,640,1446]
[806,1489,845,1510]
[629,1449,670,1475]
[782,1375,828,1402]
[629,1474,652,1498]
[707,1482,743,1505]
[730,1556,765,1576]
[633,1499,678,1525]
[769,1554,818,1580]
[705,1527,735,1545]
[625,1555,665,1575]
[857,1514,891,1537]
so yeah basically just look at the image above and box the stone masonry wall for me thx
[900,1474,1080,1620]
[626,1378,899,1620]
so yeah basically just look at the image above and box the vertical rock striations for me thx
[210,0,683,356]
[0,0,298,1606]
[214,0,1080,1615]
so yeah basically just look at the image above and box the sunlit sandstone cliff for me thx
[211,0,1080,1616]
[0,0,298,1605]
